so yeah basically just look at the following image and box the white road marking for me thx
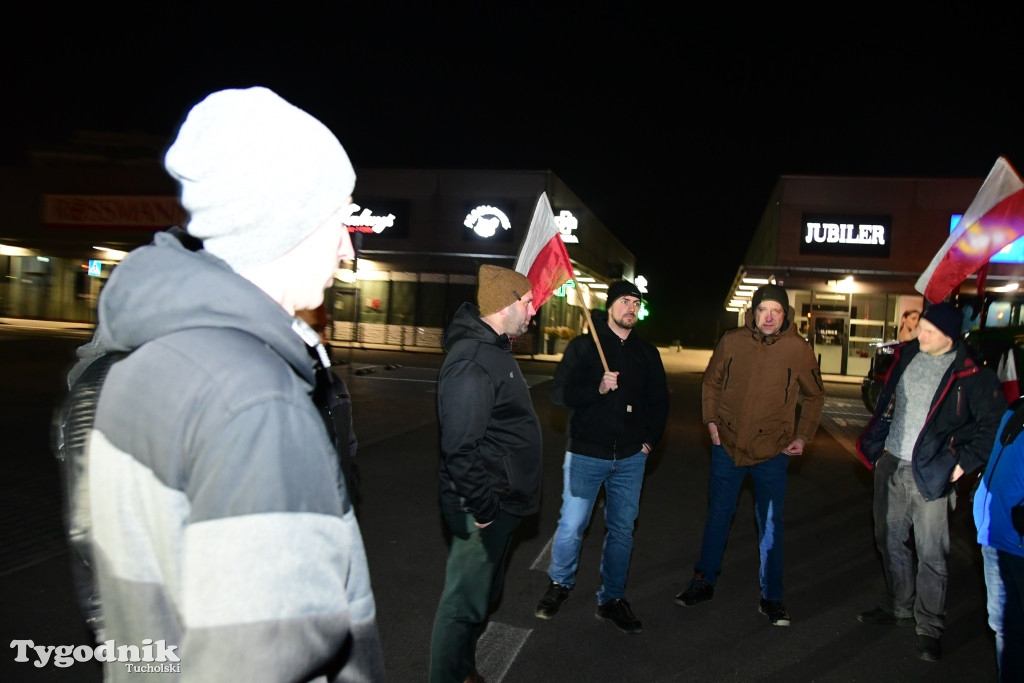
[531,535,554,572]
[476,622,532,682]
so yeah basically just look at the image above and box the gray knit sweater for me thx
[886,349,956,460]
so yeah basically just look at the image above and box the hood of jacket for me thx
[441,302,511,354]
[71,229,311,385]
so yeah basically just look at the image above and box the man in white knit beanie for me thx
[61,86,383,682]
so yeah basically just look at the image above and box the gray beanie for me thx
[164,87,356,271]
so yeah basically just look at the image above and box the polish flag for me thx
[515,192,575,309]
[998,351,1020,402]
[915,156,1024,303]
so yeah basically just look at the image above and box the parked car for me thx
[861,341,900,412]
[962,326,1024,375]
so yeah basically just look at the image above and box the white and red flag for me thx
[916,156,1024,303]
[515,192,575,309]
[998,350,1020,403]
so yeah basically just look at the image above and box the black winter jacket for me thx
[856,339,1006,501]
[437,303,543,524]
[552,310,670,459]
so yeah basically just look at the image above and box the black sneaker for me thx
[596,598,643,634]
[534,582,571,619]
[759,599,791,626]
[857,607,914,626]
[674,576,714,606]
[916,634,942,662]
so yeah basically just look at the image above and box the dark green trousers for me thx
[429,509,520,683]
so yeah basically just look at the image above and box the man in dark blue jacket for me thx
[856,302,1005,662]
[430,264,542,683]
[533,280,670,634]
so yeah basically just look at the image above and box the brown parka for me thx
[702,309,825,466]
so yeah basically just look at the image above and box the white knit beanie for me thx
[164,86,356,271]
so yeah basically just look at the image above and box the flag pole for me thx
[570,276,609,373]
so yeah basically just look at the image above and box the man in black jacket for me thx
[430,264,542,683]
[856,302,1005,662]
[533,280,670,634]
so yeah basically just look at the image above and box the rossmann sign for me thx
[800,213,891,257]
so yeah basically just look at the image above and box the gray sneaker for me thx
[535,582,571,619]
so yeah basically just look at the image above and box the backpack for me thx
[52,350,128,638]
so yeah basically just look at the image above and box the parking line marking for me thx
[476,622,531,682]
[531,535,554,572]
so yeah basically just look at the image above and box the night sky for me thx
[5,5,1024,345]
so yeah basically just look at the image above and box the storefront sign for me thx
[951,213,1024,264]
[554,210,579,243]
[346,207,395,234]
[464,205,511,238]
[800,213,891,257]
[43,195,187,229]
[352,199,408,239]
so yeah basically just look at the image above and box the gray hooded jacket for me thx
[67,230,383,682]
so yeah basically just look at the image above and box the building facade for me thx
[726,173,1024,377]
[0,143,635,354]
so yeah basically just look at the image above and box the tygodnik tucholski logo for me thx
[10,638,181,672]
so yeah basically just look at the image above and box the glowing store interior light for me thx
[93,246,129,261]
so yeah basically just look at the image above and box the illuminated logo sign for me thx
[950,213,1024,264]
[43,195,187,229]
[465,205,511,238]
[88,260,102,277]
[554,210,579,243]
[346,207,396,234]
[800,213,891,257]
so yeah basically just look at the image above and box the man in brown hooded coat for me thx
[674,283,824,626]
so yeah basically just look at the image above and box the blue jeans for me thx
[430,509,520,683]
[694,444,788,601]
[872,452,953,638]
[548,450,647,604]
[982,544,1005,673]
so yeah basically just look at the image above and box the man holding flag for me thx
[533,279,670,633]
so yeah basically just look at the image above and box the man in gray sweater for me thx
[856,302,1004,663]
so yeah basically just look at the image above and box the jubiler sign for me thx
[800,213,891,257]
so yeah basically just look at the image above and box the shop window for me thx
[986,301,1013,328]
[445,282,475,324]
[388,281,416,325]
[359,280,389,325]
[416,282,447,328]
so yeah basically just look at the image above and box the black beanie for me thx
[751,284,789,317]
[921,303,963,341]
[605,280,643,308]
